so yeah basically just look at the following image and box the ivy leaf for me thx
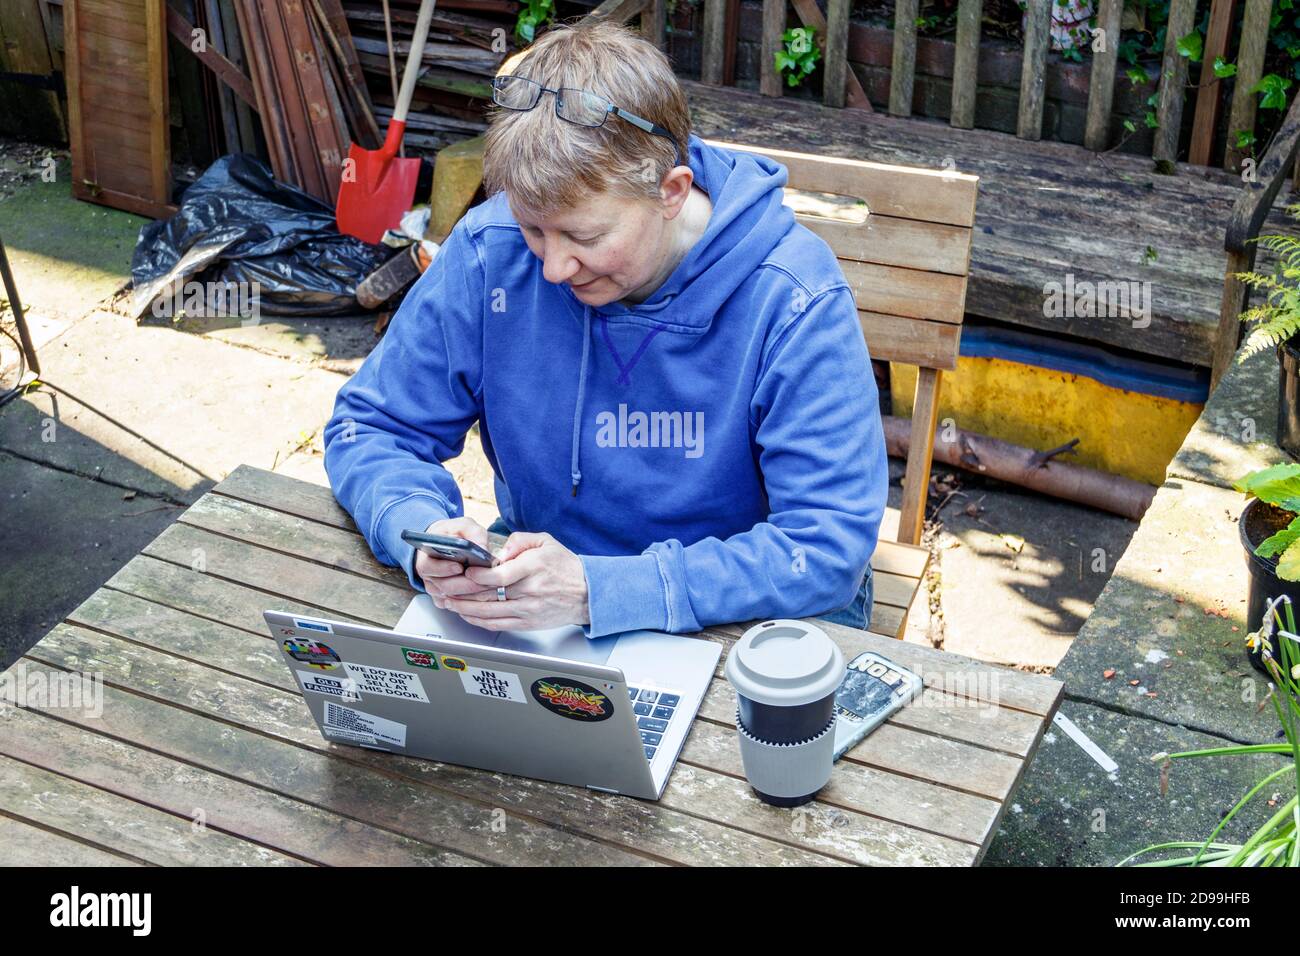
[1213,57,1237,79]
[1253,73,1293,110]
[1144,111,1160,129]
[1123,118,1137,133]
[1176,31,1203,62]
[1126,67,1148,86]
[1236,129,1258,149]
[774,51,796,71]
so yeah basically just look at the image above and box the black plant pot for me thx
[1240,497,1300,673]
[1277,339,1300,461]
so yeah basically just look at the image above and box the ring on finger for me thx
[497,585,507,602]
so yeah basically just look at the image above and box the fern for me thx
[1236,206,1300,362]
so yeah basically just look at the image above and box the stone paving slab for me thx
[1168,346,1287,491]
[1052,477,1282,744]
[0,310,347,503]
[985,698,1292,867]
[0,449,181,667]
[935,482,1138,669]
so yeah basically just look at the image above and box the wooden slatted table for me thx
[1,466,1062,866]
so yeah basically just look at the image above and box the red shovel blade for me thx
[336,122,421,245]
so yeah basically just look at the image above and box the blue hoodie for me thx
[324,134,888,638]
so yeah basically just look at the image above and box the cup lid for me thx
[725,620,845,707]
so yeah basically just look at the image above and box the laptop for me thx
[263,595,721,800]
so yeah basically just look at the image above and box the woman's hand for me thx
[443,532,591,631]
[413,517,497,601]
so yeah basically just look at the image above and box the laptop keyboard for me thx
[627,686,682,762]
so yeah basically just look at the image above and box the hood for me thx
[563,136,795,496]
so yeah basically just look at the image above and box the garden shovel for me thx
[335,0,436,243]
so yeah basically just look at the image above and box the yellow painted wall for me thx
[890,355,1203,486]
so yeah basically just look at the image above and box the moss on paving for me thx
[0,157,145,317]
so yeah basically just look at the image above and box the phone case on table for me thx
[831,651,924,761]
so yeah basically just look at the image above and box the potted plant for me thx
[1236,204,1300,459]
[1121,596,1299,867]
[1237,464,1300,671]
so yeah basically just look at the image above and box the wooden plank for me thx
[1083,0,1122,150]
[107,552,383,635]
[0,813,140,866]
[63,0,85,186]
[27,626,865,866]
[586,0,649,23]
[1212,247,1255,388]
[949,0,980,129]
[898,366,941,546]
[640,0,666,49]
[713,139,980,227]
[219,464,355,530]
[0,752,307,865]
[1225,0,1272,171]
[840,260,967,324]
[871,538,929,578]
[277,0,345,200]
[759,0,783,98]
[143,521,412,624]
[1016,0,1050,140]
[1153,0,1196,166]
[701,0,726,85]
[860,310,961,370]
[723,0,740,84]
[315,0,378,144]
[889,0,918,116]
[13,653,649,866]
[145,0,168,203]
[0,704,484,866]
[1188,0,1236,166]
[234,0,296,183]
[164,3,257,107]
[823,0,849,109]
[796,213,973,276]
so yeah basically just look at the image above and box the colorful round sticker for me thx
[282,638,340,671]
[530,678,613,722]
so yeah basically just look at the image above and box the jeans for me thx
[814,567,874,632]
[490,515,875,634]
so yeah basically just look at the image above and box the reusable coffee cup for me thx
[725,619,845,807]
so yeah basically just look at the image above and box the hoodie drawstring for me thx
[570,306,592,496]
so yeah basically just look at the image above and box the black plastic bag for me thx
[130,154,391,319]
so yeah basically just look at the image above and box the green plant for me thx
[1236,464,1300,579]
[515,0,554,44]
[1235,205,1300,362]
[774,27,820,89]
[1121,595,1300,867]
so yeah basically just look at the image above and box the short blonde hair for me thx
[483,20,691,216]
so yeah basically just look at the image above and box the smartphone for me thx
[831,651,924,761]
[401,530,497,568]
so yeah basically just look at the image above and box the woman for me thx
[324,20,888,638]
